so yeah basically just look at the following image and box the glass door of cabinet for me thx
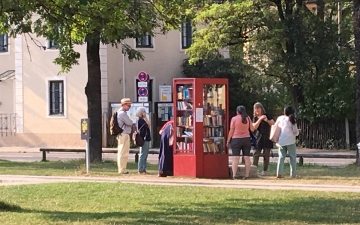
[202,84,226,154]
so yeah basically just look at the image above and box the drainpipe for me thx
[122,40,126,98]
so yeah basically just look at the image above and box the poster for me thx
[195,108,203,122]
[157,103,173,121]
[159,85,172,102]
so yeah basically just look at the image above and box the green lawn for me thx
[254,162,360,185]
[0,159,359,185]
[1,182,360,225]
[0,159,158,176]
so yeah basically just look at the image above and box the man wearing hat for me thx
[117,98,133,174]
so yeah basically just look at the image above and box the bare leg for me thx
[232,156,240,178]
[244,156,251,177]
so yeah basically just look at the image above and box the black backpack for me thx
[132,120,146,146]
[109,112,123,136]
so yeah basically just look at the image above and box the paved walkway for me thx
[0,146,357,154]
[0,174,359,192]
[0,146,356,166]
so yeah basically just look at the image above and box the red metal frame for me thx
[172,78,229,178]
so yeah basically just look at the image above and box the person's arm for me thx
[226,118,235,146]
[249,117,255,132]
[252,115,266,130]
[264,114,275,126]
[292,123,299,136]
[266,119,275,126]
[144,116,150,127]
[253,116,264,129]
[121,112,133,126]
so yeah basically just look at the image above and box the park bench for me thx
[39,147,159,163]
[40,148,356,166]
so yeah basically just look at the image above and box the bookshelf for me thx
[175,83,194,154]
[173,78,229,178]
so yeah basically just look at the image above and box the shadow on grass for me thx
[0,159,158,175]
[1,196,360,224]
[0,201,22,211]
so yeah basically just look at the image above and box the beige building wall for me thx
[107,30,187,104]
[1,33,88,147]
[0,36,15,114]
[0,79,14,113]
[1,28,189,147]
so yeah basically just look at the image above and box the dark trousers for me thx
[252,148,271,171]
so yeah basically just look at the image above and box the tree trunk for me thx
[85,35,102,162]
[354,0,360,165]
[317,0,324,20]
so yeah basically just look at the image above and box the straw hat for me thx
[120,98,132,105]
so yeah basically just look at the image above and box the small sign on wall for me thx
[138,82,148,87]
[80,118,91,140]
[159,85,172,102]
[138,96,148,102]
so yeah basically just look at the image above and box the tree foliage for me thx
[182,56,288,116]
[0,0,195,72]
[187,0,355,121]
[0,0,196,161]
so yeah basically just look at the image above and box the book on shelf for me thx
[176,116,193,127]
[203,137,225,153]
[203,115,223,126]
[176,142,194,151]
[203,127,224,138]
[177,86,193,100]
[177,101,193,110]
[176,128,193,137]
[184,131,193,137]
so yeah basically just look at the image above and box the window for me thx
[181,20,192,49]
[49,81,64,115]
[0,34,8,52]
[47,40,58,49]
[136,34,153,48]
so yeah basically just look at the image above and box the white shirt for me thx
[275,115,299,147]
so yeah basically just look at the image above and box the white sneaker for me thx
[261,171,266,176]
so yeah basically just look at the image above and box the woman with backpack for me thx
[135,107,151,174]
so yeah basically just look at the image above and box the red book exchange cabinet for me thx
[172,78,229,178]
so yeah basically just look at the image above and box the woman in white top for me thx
[275,106,299,178]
